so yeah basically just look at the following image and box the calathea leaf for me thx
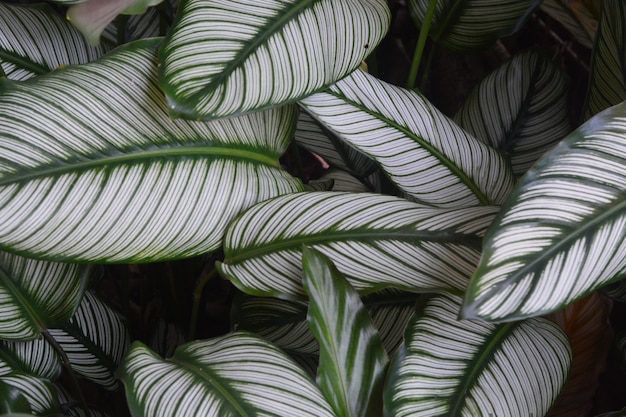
[159,0,391,119]
[48,291,130,390]
[219,192,499,299]
[0,338,61,381]
[0,382,31,415]
[0,38,303,263]
[462,101,626,322]
[118,333,336,417]
[0,2,110,81]
[408,0,541,52]
[300,70,514,207]
[455,50,571,177]
[0,252,90,340]
[303,247,387,417]
[0,375,59,416]
[583,0,626,119]
[384,294,571,417]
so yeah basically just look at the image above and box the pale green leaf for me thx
[219,192,498,299]
[303,247,387,417]
[300,70,515,207]
[384,294,571,417]
[462,101,626,322]
[118,334,336,417]
[159,0,391,119]
[455,50,571,177]
[48,291,130,390]
[0,252,89,340]
[0,3,110,81]
[584,0,626,119]
[0,38,303,263]
[408,0,541,51]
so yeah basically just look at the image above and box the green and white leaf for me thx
[219,192,499,298]
[0,38,303,263]
[0,252,90,340]
[0,375,59,416]
[48,291,130,390]
[303,247,387,417]
[159,0,391,119]
[319,169,376,192]
[0,338,61,380]
[462,101,626,322]
[148,318,185,359]
[304,178,335,192]
[408,0,541,52]
[118,333,336,417]
[540,0,596,49]
[455,50,571,177]
[384,294,571,417]
[102,0,177,45]
[295,111,378,177]
[56,384,111,417]
[584,0,626,119]
[300,70,514,207]
[0,2,110,81]
[0,382,31,415]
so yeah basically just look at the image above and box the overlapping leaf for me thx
[584,0,626,119]
[408,0,541,51]
[0,38,303,263]
[455,50,571,176]
[0,3,109,81]
[0,338,61,380]
[300,70,514,207]
[0,252,89,340]
[384,294,571,417]
[462,101,626,322]
[219,192,499,298]
[159,0,391,119]
[118,333,336,417]
[0,375,59,416]
[48,292,130,390]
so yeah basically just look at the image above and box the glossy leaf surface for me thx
[463,102,626,321]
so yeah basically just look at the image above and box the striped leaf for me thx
[0,252,90,341]
[0,383,30,415]
[295,111,378,178]
[462,101,626,322]
[102,0,177,45]
[219,192,499,299]
[320,169,374,192]
[56,384,112,417]
[118,333,336,417]
[0,3,109,81]
[384,294,571,417]
[0,38,303,263]
[540,0,597,49]
[159,0,391,119]
[407,0,541,52]
[299,70,514,207]
[454,50,571,177]
[303,247,387,417]
[0,375,59,416]
[48,292,130,390]
[0,338,61,380]
[232,290,416,357]
[583,0,626,119]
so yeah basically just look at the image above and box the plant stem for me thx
[42,329,92,417]
[406,0,439,89]
[188,268,217,340]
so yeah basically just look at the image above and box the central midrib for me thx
[0,146,279,186]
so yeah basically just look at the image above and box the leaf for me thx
[48,291,130,390]
[232,290,416,357]
[540,0,597,49]
[67,0,165,45]
[462,101,626,322]
[118,333,336,417]
[320,169,372,192]
[0,38,303,263]
[219,192,499,299]
[0,252,90,340]
[0,2,110,81]
[56,384,112,417]
[583,0,626,119]
[0,375,59,416]
[101,0,177,45]
[547,293,613,417]
[407,0,541,52]
[0,338,61,380]
[0,383,31,415]
[454,50,572,177]
[384,293,571,417]
[303,247,387,417]
[159,0,391,119]
[300,70,514,207]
